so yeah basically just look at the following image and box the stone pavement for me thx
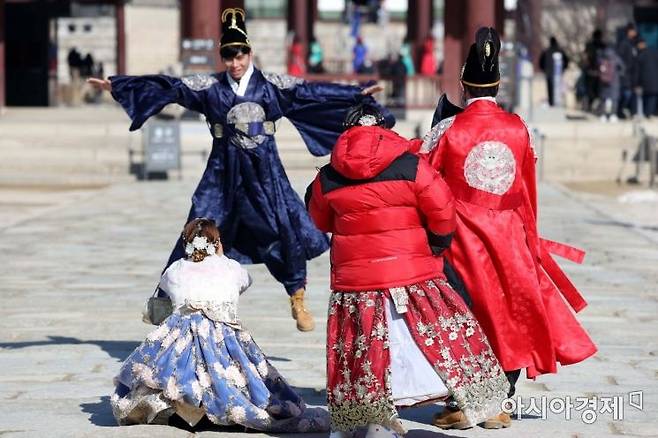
[1,170,657,438]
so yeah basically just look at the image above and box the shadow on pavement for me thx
[291,387,326,406]
[0,336,140,361]
[80,396,116,427]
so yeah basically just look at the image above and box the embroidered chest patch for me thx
[463,141,516,195]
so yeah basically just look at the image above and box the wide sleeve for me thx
[414,159,456,255]
[109,73,214,131]
[158,262,180,300]
[228,258,252,294]
[306,173,334,233]
[265,73,394,156]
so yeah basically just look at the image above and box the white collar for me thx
[227,63,254,97]
[466,96,497,106]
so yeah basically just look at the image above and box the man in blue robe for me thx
[89,8,392,331]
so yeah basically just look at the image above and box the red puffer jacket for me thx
[306,126,456,291]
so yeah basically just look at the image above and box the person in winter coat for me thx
[539,36,570,106]
[598,46,624,122]
[616,23,639,117]
[635,38,658,118]
[306,103,509,438]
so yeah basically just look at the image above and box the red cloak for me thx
[424,99,597,378]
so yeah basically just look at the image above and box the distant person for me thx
[598,46,624,122]
[420,36,438,76]
[390,54,407,105]
[308,38,325,74]
[399,40,415,75]
[353,36,368,73]
[67,47,82,79]
[584,29,606,111]
[616,23,639,117]
[539,36,570,106]
[635,38,658,118]
[81,53,95,78]
[287,36,306,77]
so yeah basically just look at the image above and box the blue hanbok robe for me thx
[109,69,393,294]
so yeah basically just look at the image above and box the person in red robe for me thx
[287,36,307,77]
[422,27,597,429]
[419,36,438,76]
[306,103,509,438]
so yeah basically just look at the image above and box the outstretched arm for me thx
[88,74,213,131]
[265,72,394,156]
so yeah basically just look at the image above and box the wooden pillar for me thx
[442,0,505,102]
[287,0,312,52]
[308,0,318,40]
[116,0,126,74]
[464,0,496,58]
[181,0,221,41]
[443,0,466,103]
[222,0,245,10]
[180,0,222,70]
[0,0,5,109]
[406,0,433,69]
[496,0,505,36]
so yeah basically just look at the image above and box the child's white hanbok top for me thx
[159,254,251,326]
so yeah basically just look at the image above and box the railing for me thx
[301,73,443,109]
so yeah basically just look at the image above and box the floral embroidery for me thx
[420,116,455,153]
[226,102,269,149]
[164,376,181,400]
[111,312,329,432]
[263,71,305,90]
[328,280,509,431]
[225,364,247,388]
[229,405,247,423]
[181,73,218,91]
[464,141,516,195]
[256,361,269,377]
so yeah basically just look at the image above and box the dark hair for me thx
[464,84,499,98]
[182,218,221,262]
[343,102,387,129]
[219,44,251,60]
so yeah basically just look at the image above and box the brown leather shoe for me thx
[290,288,315,332]
[480,412,512,429]
[432,409,470,430]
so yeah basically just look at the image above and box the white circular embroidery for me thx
[463,141,516,195]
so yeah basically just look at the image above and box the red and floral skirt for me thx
[326,278,509,433]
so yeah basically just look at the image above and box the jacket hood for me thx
[331,126,409,180]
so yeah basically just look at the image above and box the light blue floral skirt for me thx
[111,311,329,432]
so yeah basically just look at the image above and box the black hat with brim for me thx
[461,27,501,88]
[220,8,251,50]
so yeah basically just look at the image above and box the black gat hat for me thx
[220,8,251,50]
[461,27,501,88]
